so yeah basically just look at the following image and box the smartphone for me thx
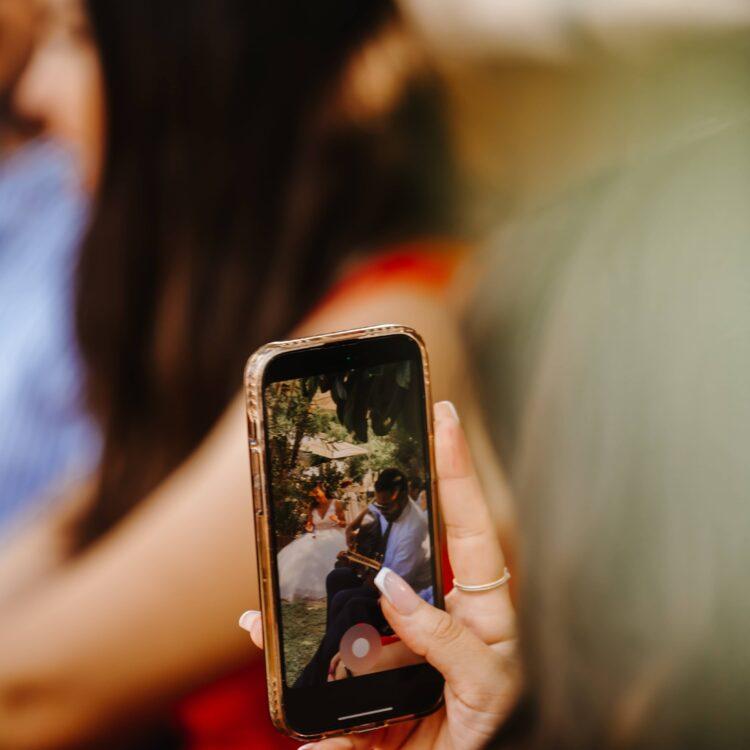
[244,324,445,741]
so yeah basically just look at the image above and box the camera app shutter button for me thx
[339,623,382,674]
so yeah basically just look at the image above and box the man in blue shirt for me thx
[370,480,432,592]
[295,468,431,687]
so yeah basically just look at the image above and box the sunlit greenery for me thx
[266,366,425,540]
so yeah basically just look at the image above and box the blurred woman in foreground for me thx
[0,0,469,748]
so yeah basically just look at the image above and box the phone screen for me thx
[261,333,443,731]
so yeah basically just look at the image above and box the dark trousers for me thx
[294,568,384,688]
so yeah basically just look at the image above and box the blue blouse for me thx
[0,140,99,535]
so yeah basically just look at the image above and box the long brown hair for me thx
[75,0,449,548]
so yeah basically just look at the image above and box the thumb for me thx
[374,568,501,700]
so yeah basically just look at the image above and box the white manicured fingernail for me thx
[239,610,264,646]
[375,567,420,615]
[238,610,259,632]
[374,567,389,594]
[435,400,460,423]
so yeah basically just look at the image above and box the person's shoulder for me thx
[367,503,383,522]
[469,110,750,363]
[322,242,466,307]
[293,243,468,348]
[478,107,750,264]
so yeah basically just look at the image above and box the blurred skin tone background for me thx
[0,1,749,749]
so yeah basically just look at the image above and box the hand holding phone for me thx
[241,400,520,749]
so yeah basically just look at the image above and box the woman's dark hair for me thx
[76,0,448,547]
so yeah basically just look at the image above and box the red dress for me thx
[176,244,461,750]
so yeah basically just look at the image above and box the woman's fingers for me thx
[297,719,416,750]
[238,610,263,649]
[434,401,506,587]
[298,728,387,750]
[433,402,515,642]
[375,568,510,713]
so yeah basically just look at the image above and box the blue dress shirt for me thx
[371,498,432,591]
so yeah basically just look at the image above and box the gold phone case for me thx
[243,324,443,741]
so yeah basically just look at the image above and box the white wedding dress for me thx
[278,502,347,601]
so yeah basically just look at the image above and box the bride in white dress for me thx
[278,488,347,601]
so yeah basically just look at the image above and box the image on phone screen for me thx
[263,354,436,690]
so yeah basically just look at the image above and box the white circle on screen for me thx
[339,623,382,674]
[352,637,370,658]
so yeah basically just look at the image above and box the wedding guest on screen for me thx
[408,474,427,513]
[277,486,347,602]
[294,468,430,686]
